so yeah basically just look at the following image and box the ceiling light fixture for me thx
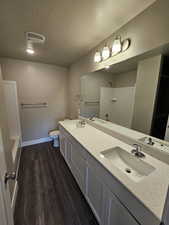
[102,45,110,60]
[26,48,34,54]
[25,32,46,56]
[94,51,101,63]
[112,36,122,55]
[26,41,34,55]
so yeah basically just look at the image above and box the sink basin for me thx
[100,147,155,182]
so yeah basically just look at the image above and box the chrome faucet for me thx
[79,119,86,126]
[131,144,145,158]
[76,119,86,128]
[147,137,154,145]
[89,115,95,121]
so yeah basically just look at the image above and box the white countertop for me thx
[59,119,169,222]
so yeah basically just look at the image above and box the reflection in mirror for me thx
[80,68,137,128]
[80,55,169,144]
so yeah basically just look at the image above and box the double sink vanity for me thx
[59,118,169,225]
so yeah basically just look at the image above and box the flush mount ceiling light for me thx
[25,32,46,55]
[26,48,34,54]
[26,42,34,55]
[112,36,122,55]
[94,51,101,63]
[26,32,46,44]
[102,45,110,60]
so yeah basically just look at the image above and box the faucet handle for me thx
[132,144,145,158]
[133,144,142,151]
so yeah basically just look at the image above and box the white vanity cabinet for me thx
[59,125,143,225]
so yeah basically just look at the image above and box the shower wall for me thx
[100,87,135,128]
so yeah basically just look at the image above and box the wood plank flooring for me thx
[14,142,99,225]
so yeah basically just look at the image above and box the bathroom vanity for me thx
[59,119,169,225]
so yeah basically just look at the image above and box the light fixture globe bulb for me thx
[94,51,101,63]
[102,46,110,60]
[112,37,122,54]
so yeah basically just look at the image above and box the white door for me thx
[3,81,21,140]
[0,129,14,225]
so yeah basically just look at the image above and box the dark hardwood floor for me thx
[14,142,99,225]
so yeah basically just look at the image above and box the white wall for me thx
[114,70,137,88]
[100,87,135,128]
[1,58,69,142]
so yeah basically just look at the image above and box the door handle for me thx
[4,172,16,185]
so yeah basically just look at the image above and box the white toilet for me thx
[49,130,60,147]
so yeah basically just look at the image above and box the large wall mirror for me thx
[80,55,169,143]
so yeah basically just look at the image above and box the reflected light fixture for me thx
[102,45,110,60]
[94,51,101,63]
[112,36,122,55]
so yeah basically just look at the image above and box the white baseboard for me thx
[22,137,52,147]
[11,181,18,213]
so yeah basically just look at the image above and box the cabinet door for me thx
[70,143,86,194]
[64,138,72,167]
[86,166,103,223]
[60,133,66,157]
[105,190,139,225]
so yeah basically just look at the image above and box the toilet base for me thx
[53,138,59,148]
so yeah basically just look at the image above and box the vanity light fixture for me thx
[93,36,131,63]
[112,36,122,55]
[102,45,110,60]
[94,51,101,63]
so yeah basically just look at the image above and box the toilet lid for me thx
[49,130,59,136]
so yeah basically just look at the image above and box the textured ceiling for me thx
[0,0,156,67]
